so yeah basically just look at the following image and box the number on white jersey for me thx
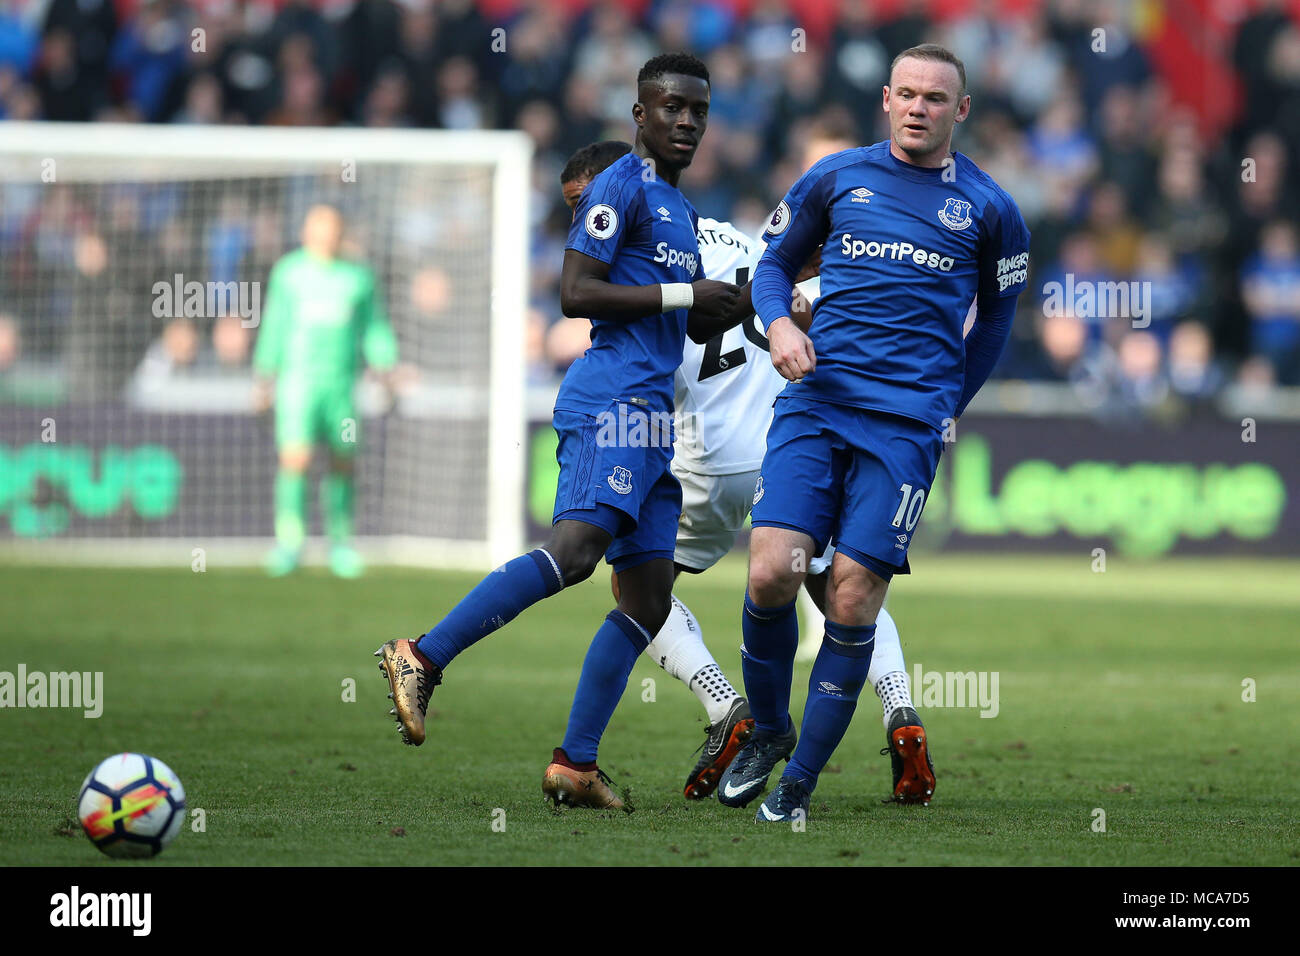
[675,219,787,475]
[698,267,776,380]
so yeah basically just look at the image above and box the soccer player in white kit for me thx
[560,135,933,803]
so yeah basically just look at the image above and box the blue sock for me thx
[560,611,648,763]
[417,549,565,669]
[740,593,799,737]
[786,621,875,789]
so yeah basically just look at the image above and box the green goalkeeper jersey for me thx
[252,249,397,387]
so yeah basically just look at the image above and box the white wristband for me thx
[660,282,694,311]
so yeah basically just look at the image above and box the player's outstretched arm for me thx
[561,249,738,323]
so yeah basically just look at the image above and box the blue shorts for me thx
[750,396,944,578]
[551,401,682,572]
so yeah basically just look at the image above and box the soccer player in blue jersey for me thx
[567,132,935,807]
[718,44,1031,822]
[375,53,740,811]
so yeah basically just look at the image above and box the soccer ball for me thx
[77,753,186,858]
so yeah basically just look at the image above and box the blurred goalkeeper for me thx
[252,204,397,578]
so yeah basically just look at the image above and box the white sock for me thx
[644,595,737,723]
[795,587,825,663]
[688,663,739,725]
[874,670,913,726]
[869,605,913,726]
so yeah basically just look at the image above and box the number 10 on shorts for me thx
[892,483,927,531]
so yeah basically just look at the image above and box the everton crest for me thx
[937,197,973,231]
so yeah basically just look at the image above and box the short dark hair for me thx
[560,141,633,186]
[889,44,967,96]
[637,52,709,92]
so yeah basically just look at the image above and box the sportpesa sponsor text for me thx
[840,233,956,272]
[837,233,1030,289]
[654,241,699,277]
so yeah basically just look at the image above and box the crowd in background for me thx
[1,0,1299,420]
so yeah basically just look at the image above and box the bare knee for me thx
[825,558,888,626]
[549,540,604,585]
[749,564,800,607]
[543,524,608,586]
[748,531,807,607]
[612,559,674,634]
[618,590,670,636]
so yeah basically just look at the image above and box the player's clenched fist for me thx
[689,279,740,319]
[768,315,816,382]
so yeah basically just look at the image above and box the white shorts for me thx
[809,543,836,576]
[670,463,837,574]
[671,464,759,572]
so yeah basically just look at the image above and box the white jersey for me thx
[798,274,822,306]
[673,217,787,475]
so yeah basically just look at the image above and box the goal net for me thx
[0,122,531,569]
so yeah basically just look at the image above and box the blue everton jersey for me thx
[560,153,701,415]
[753,141,1030,428]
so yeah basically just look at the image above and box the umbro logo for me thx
[850,187,873,204]
[896,533,909,544]
[819,680,843,696]
[656,205,672,222]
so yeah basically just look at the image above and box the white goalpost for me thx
[0,122,532,570]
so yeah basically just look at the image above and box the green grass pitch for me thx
[2,554,1297,866]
